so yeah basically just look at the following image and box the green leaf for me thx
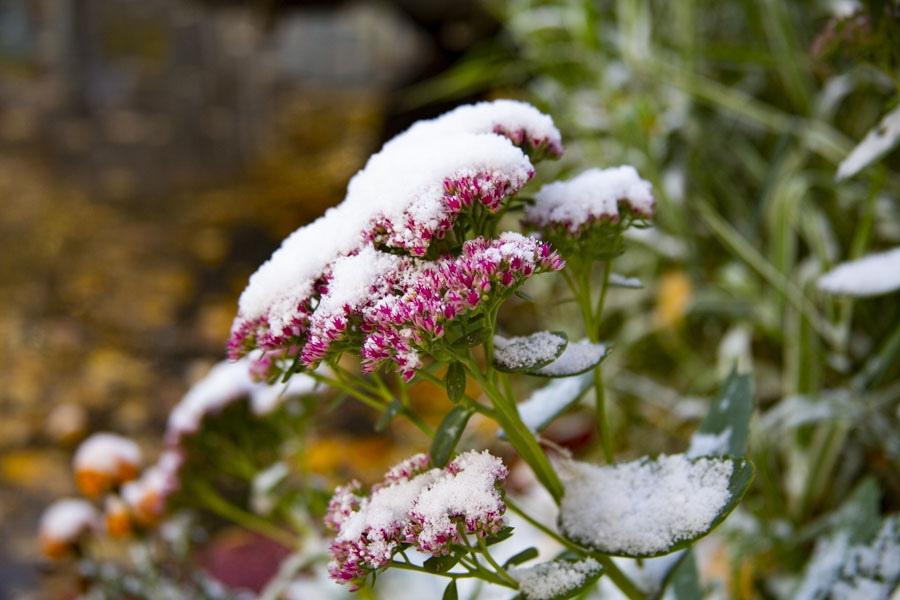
[690,368,754,457]
[424,551,463,574]
[665,550,702,599]
[493,331,568,373]
[503,547,539,568]
[442,580,458,600]
[430,406,474,468]
[444,362,466,404]
[374,398,403,432]
[483,525,514,546]
[528,340,611,377]
[513,557,604,600]
[559,456,755,558]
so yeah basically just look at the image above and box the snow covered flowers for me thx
[39,499,100,559]
[525,166,654,260]
[121,450,184,527]
[359,234,564,379]
[73,433,142,498]
[325,451,508,587]
[228,100,565,381]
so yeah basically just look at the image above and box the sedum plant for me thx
[39,100,760,599]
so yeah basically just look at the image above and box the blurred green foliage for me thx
[410,0,899,595]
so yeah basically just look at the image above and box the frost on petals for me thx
[72,433,142,498]
[526,166,654,234]
[816,247,900,298]
[325,451,508,587]
[39,499,99,559]
[558,454,733,556]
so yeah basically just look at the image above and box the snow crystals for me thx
[512,557,602,600]
[494,331,567,371]
[558,454,734,556]
[526,166,654,233]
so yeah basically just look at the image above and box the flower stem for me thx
[190,481,297,549]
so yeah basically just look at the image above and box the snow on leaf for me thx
[558,454,752,557]
[494,331,568,372]
[530,340,609,377]
[689,369,753,457]
[794,515,900,600]
[608,273,644,288]
[817,246,900,297]
[503,372,594,438]
[512,557,603,600]
[837,106,900,180]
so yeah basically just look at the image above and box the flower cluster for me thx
[360,234,564,378]
[227,100,564,379]
[525,166,655,234]
[325,451,508,588]
[73,433,142,499]
[120,450,184,527]
[39,499,100,559]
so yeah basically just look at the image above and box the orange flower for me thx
[73,433,142,498]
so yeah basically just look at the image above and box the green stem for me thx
[593,366,614,463]
[594,555,646,600]
[477,535,519,588]
[190,482,297,548]
[461,355,564,502]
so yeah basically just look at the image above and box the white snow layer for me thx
[73,432,142,474]
[515,372,594,433]
[494,331,567,371]
[817,246,900,297]
[40,498,99,542]
[167,359,317,443]
[558,454,733,556]
[533,340,607,376]
[687,427,732,458]
[837,106,900,180]
[527,166,654,230]
[513,558,602,600]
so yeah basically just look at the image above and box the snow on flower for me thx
[360,234,564,379]
[325,451,508,587]
[121,450,184,526]
[72,433,142,498]
[39,498,99,559]
[512,558,602,600]
[382,99,563,160]
[407,450,508,554]
[103,495,131,538]
[525,166,655,233]
[166,358,317,447]
[229,101,561,361]
[558,454,733,556]
[816,246,900,297]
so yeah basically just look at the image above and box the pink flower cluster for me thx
[358,234,564,380]
[492,124,563,161]
[228,101,566,379]
[365,169,534,258]
[326,451,508,588]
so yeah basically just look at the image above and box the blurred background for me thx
[1,0,898,598]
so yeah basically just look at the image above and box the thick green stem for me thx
[595,555,646,600]
[461,355,564,502]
